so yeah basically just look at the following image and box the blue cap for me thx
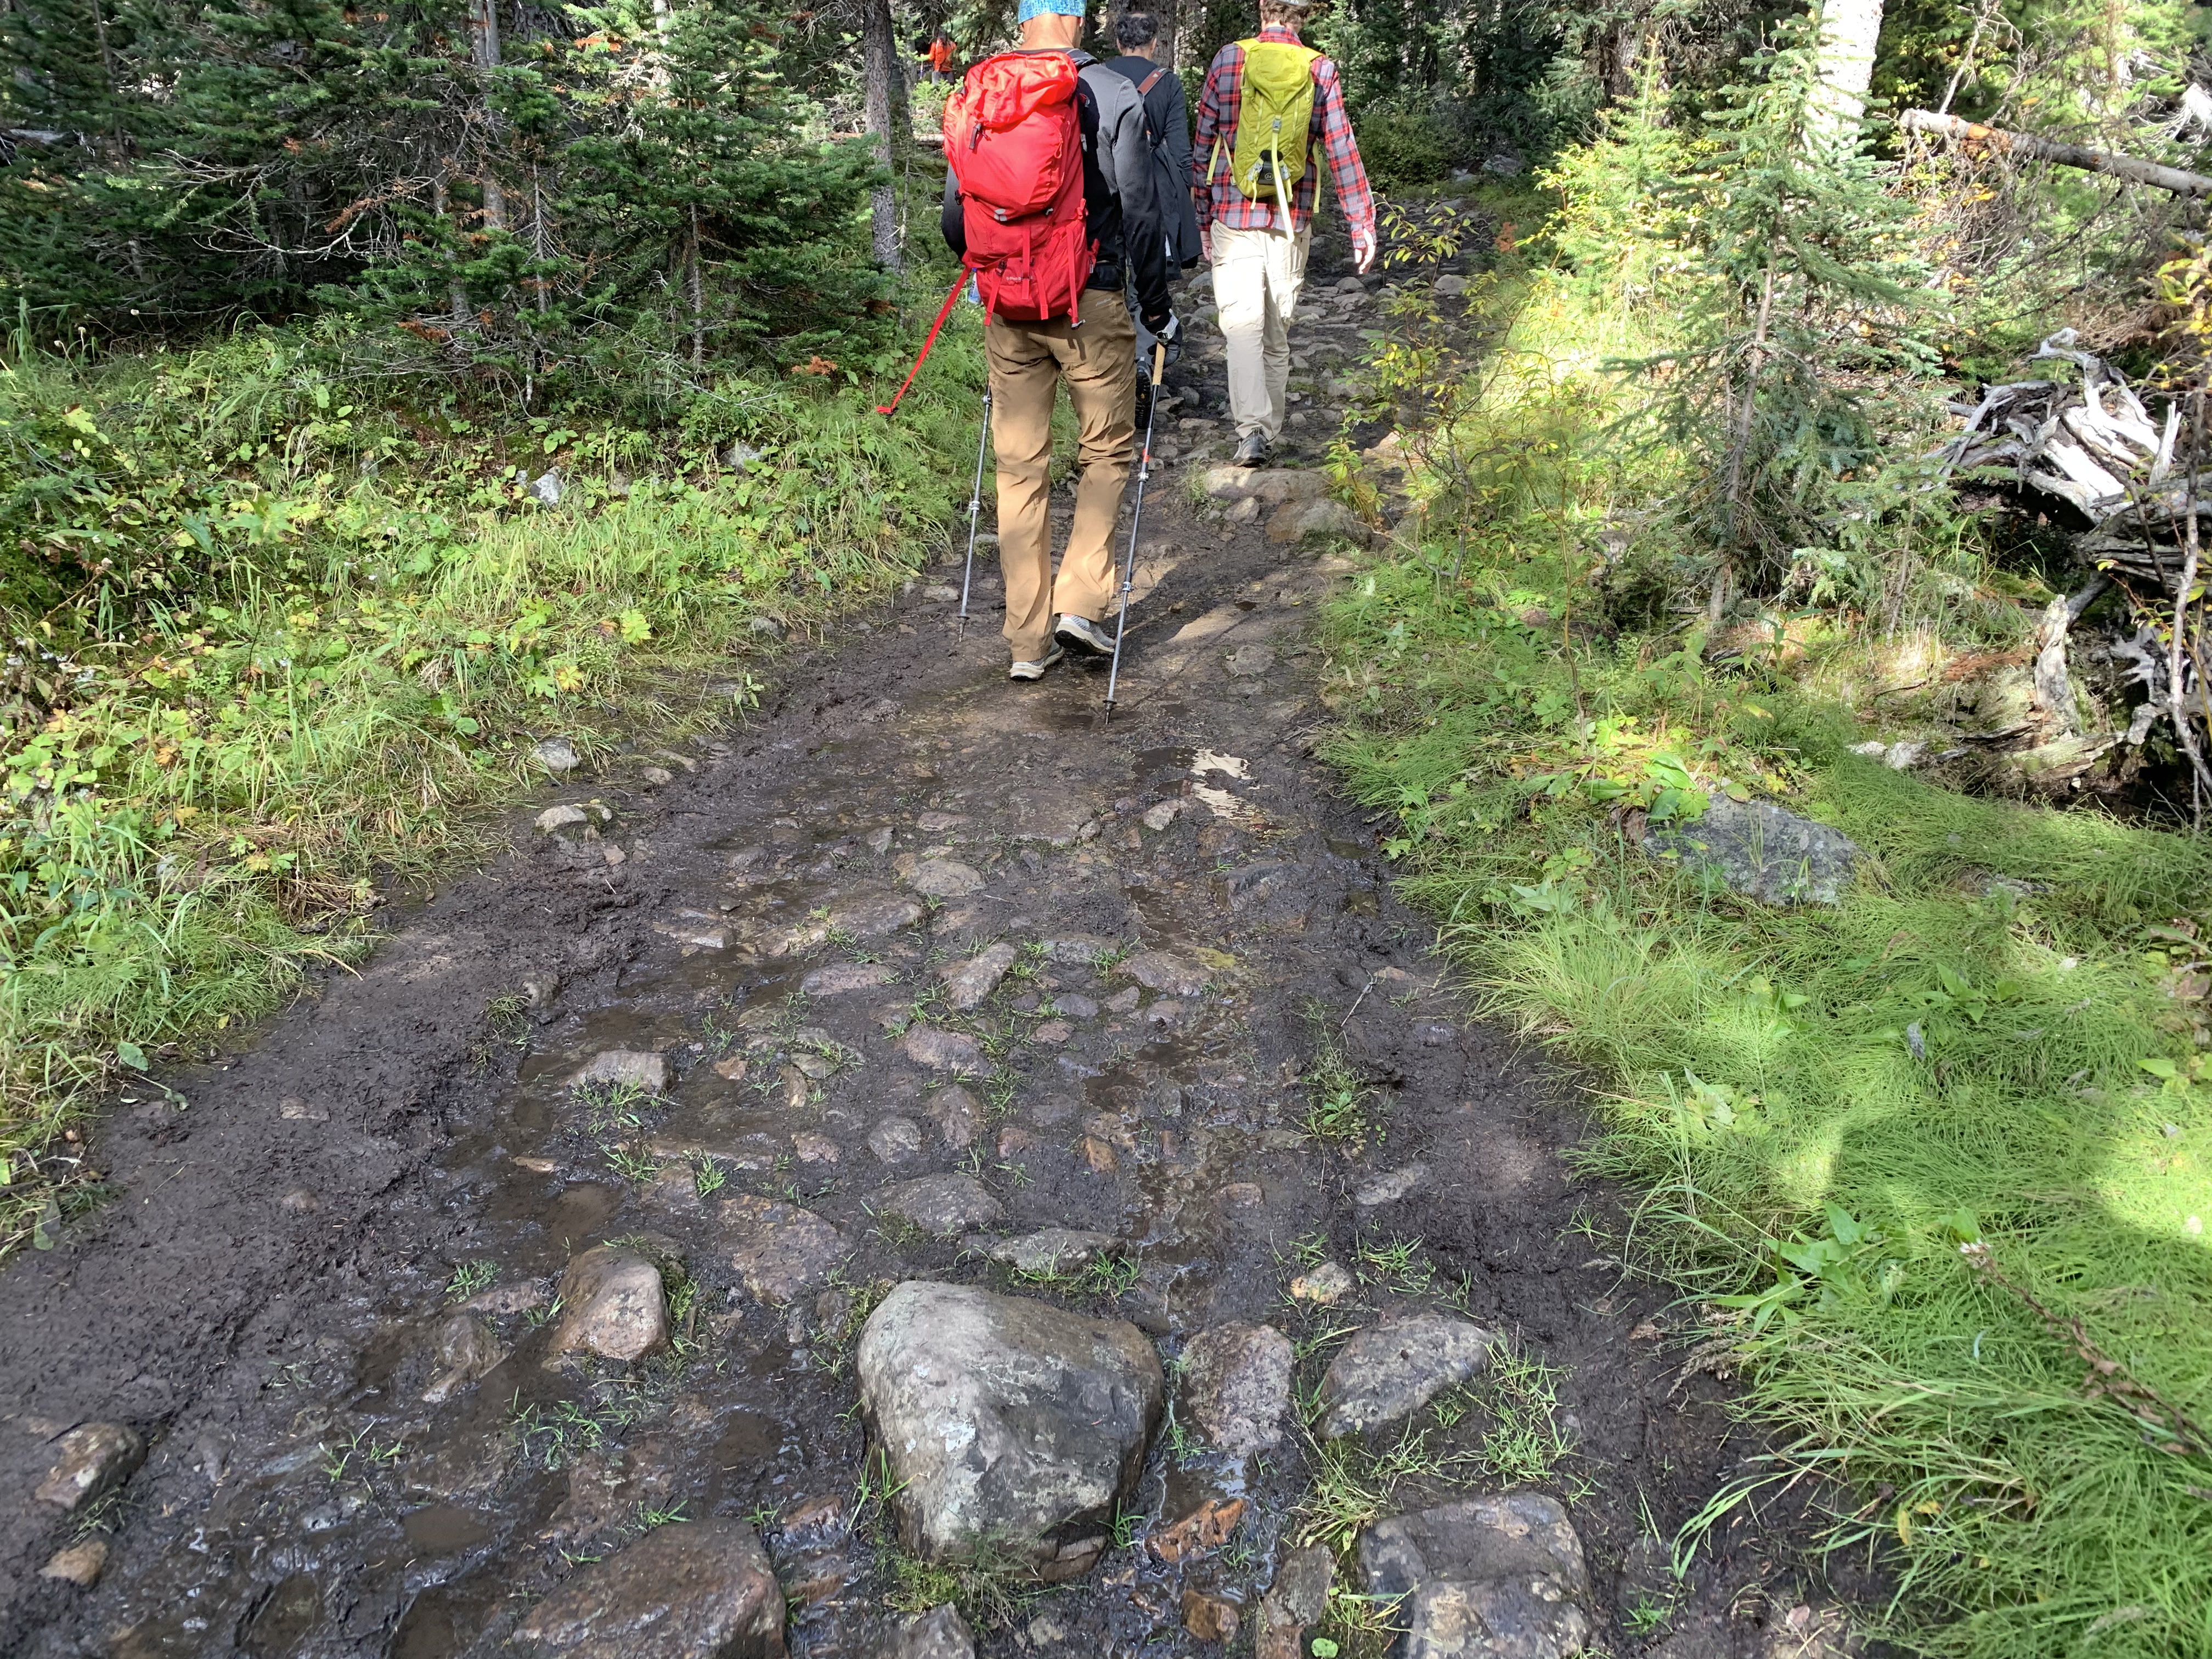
[1017,0,1086,17]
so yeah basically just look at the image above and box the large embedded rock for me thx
[827,890,926,939]
[907,859,986,898]
[34,1423,144,1513]
[1318,1314,1493,1438]
[940,943,1018,1011]
[1359,1495,1594,1659]
[1643,797,1860,906]
[1118,950,1209,998]
[899,1026,984,1073]
[802,963,900,997]
[1178,1323,1293,1459]
[987,1228,1121,1276]
[879,1605,975,1659]
[547,1246,668,1364]
[515,1519,786,1657]
[570,1050,668,1093]
[876,1173,1005,1237]
[722,1194,846,1306]
[1267,497,1371,546]
[855,1282,1163,1568]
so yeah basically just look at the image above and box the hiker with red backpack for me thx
[932,0,1177,682]
[1193,0,1376,467]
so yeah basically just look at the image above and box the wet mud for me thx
[1,224,1870,1659]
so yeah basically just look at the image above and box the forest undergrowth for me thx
[0,294,985,1260]
[1322,75,2212,1659]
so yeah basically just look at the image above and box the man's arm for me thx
[940,166,965,257]
[1310,58,1376,268]
[1191,53,1229,233]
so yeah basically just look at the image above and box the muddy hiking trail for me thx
[0,223,1872,1659]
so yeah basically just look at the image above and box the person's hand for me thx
[1153,313,1183,367]
[1351,228,1378,273]
[1199,225,1212,265]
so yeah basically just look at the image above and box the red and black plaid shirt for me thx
[1191,24,1375,238]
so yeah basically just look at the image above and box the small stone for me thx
[792,1132,840,1165]
[548,1246,669,1365]
[1081,1135,1119,1175]
[1142,799,1182,832]
[1258,1544,1334,1658]
[530,469,562,505]
[1319,1314,1494,1438]
[1182,1588,1241,1644]
[279,1187,321,1214]
[1335,275,1367,294]
[926,1085,983,1148]
[1221,1182,1264,1209]
[1054,993,1099,1019]
[988,1227,1121,1275]
[827,890,926,937]
[712,1054,749,1082]
[1105,987,1140,1014]
[878,1173,1005,1235]
[569,1049,668,1093]
[278,1096,326,1121]
[870,1118,924,1162]
[1434,273,1468,297]
[423,1313,509,1404]
[537,804,590,832]
[1290,1261,1355,1304]
[1354,1162,1428,1206]
[723,1194,847,1305]
[641,765,674,786]
[922,583,960,602]
[1223,495,1262,524]
[34,1423,144,1513]
[1119,950,1208,998]
[513,1519,785,1658]
[908,859,986,898]
[533,737,580,772]
[883,1603,977,1659]
[1040,933,1120,963]
[855,1282,1163,1566]
[900,1025,984,1073]
[40,1539,106,1587]
[940,942,1017,1010]
[1180,1324,1293,1458]
[748,614,785,639]
[800,962,896,999]
[916,811,968,832]
[1227,643,1276,678]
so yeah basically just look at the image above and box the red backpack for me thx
[877,51,1096,415]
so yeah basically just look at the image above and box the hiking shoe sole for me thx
[1009,642,1066,681]
[1054,614,1116,657]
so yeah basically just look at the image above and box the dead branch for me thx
[1901,110,2212,198]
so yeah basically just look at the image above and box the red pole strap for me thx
[875,269,970,417]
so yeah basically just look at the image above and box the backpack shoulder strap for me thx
[1136,66,1166,95]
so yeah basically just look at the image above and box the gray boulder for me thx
[1178,1323,1293,1459]
[1318,1314,1493,1438]
[1359,1494,1593,1659]
[878,1605,975,1658]
[1643,797,1860,906]
[877,1174,1005,1237]
[855,1282,1163,1567]
[514,1519,786,1657]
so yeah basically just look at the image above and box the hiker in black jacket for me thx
[1102,12,1203,274]
[937,0,1178,680]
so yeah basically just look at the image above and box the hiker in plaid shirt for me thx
[1193,0,1376,466]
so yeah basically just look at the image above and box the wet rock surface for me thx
[513,1517,786,1657]
[1361,1494,1594,1659]
[855,1282,1161,1565]
[0,200,1866,1659]
[1319,1313,1496,1438]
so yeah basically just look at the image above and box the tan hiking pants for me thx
[1211,221,1312,442]
[985,290,1138,662]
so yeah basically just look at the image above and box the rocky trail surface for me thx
[1,217,1866,1659]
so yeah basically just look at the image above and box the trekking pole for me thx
[954,385,991,650]
[1104,342,1167,719]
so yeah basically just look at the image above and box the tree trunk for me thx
[1809,0,1883,143]
[469,0,507,231]
[1900,109,2212,197]
[530,163,551,315]
[862,0,903,271]
[687,203,706,368]
[431,171,472,333]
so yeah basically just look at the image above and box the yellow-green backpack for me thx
[1222,40,1320,211]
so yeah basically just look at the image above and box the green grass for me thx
[0,306,988,1259]
[1322,288,2212,1655]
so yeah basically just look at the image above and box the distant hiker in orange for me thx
[919,28,957,83]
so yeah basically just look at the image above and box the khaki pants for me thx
[1212,221,1312,442]
[985,291,1137,662]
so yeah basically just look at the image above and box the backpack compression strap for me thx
[875,269,969,417]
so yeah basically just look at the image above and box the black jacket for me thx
[940,50,1171,329]
[1101,53,1201,272]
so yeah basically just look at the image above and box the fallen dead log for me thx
[1901,109,2212,198]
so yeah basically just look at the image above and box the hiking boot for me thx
[1231,430,1274,467]
[1008,641,1065,681]
[1054,613,1116,657]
